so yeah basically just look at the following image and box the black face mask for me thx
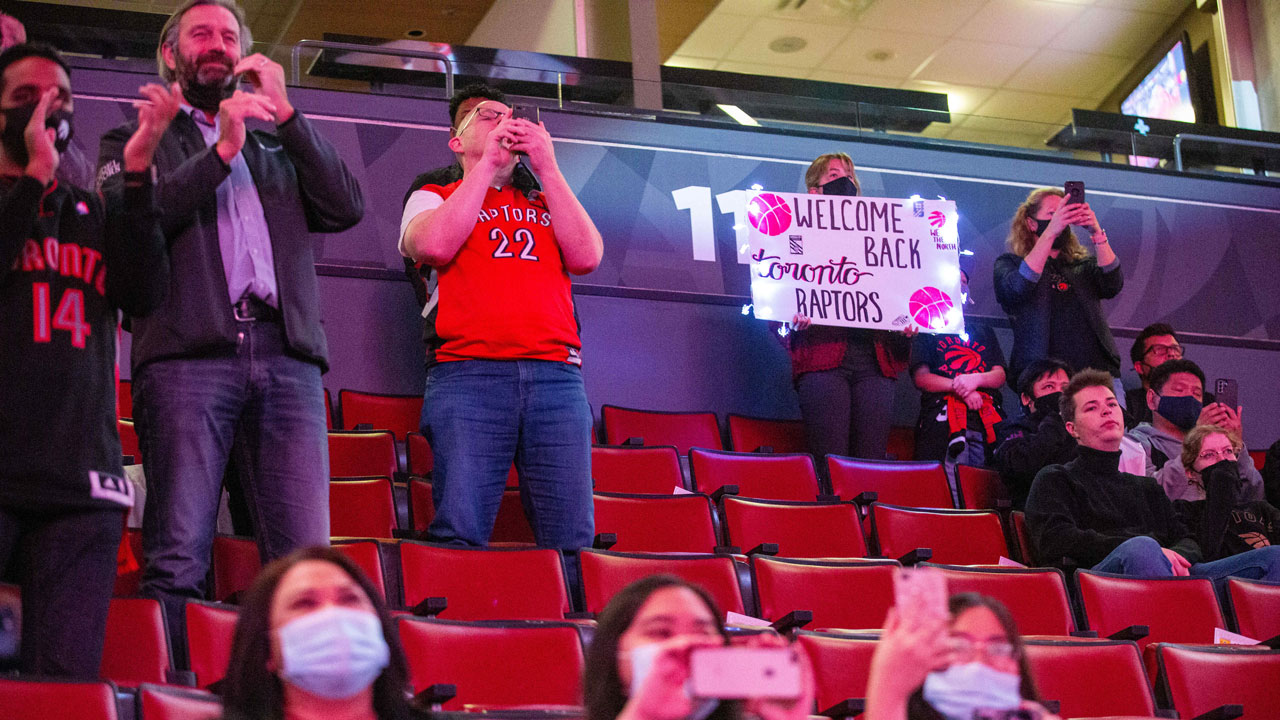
[1202,458,1241,488]
[1,104,74,168]
[1032,391,1063,418]
[1032,216,1073,249]
[820,175,858,197]
[173,48,237,113]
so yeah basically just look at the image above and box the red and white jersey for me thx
[402,180,581,365]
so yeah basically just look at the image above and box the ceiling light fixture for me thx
[769,36,808,54]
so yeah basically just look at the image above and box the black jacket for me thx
[98,110,363,373]
[993,408,1078,510]
[1174,464,1280,562]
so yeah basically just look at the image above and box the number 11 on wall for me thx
[671,186,751,264]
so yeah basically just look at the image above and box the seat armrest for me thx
[747,543,780,557]
[753,445,775,453]
[411,596,448,618]
[851,491,878,507]
[769,609,812,633]
[1106,624,1149,641]
[711,485,740,502]
[622,437,645,447]
[1191,705,1244,720]
[412,683,458,711]
[593,533,618,550]
[713,545,742,555]
[897,548,933,565]
[1068,630,1099,638]
[165,669,197,686]
[818,699,865,719]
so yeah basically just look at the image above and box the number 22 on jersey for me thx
[490,227,539,261]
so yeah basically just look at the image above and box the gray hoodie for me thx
[1128,422,1265,501]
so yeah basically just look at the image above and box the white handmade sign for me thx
[745,191,964,335]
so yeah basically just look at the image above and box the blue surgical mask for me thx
[628,642,719,720]
[922,662,1022,720]
[278,606,390,699]
[1156,394,1202,432]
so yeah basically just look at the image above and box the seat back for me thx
[727,415,806,454]
[871,504,1008,565]
[956,464,1008,509]
[324,388,333,429]
[579,550,745,615]
[406,431,434,477]
[491,488,535,544]
[210,535,260,602]
[185,600,239,690]
[329,477,397,539]
[0,677,119,720]
[1010,511,1035,566]
[327,430,398,478]
[592,493,719,553]
[115,528,145,596]
[409,477,436,533]
[796,631,879,714]
[1024,639,1156,718]
[332,539,389,606]
[396,617,585,710]
[119,418,141,463]
[136,684,222,720]
[1226,577,1280,642]
[601,405,721,454]
[338,389,423,440]
[690,448,821,501]
[1158,644,1280,720]
[400,543,571,620]
[826,457,952,508]
[1077,571,1224,652]
[925,565,1076,636]
[886,426,915,461]
[722,497,866,558]
[118,379,132,419]
[102,597,172,687]
[752,556,896,630]
[591,445,685,494]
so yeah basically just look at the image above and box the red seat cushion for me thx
[872,504,1007,565]
[690,448,820,501]
[827,458,951,507]
[752,557,895,630]
[723,497,866,558]
[601,405,721,454]
[579,550,744,615]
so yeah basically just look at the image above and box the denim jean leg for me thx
[424,360,521,546]
[1191,545,1280,583]
[1090,536,1174,577]
[237,322,330,561]
[134,354,245,663]
[514,361,594,550]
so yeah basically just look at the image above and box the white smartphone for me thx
[688,646,803,700]
[894,567,949,623]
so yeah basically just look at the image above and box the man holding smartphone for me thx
[399,84,602,548]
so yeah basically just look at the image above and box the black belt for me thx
[232,297,281,322]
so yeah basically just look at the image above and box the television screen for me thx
[1121,38,1195,166]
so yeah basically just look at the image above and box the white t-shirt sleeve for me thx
[398,189,445,258]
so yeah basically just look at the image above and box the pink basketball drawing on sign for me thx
[908,287,955,331]
[748,192,793,236]
[928,210,947,228]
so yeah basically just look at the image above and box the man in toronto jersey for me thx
[0,42,177,677]
[400,84,603,548]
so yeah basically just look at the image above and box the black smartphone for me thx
[1214,378,1239,410]
[511,105,540,123]
[1064,181,1085,206]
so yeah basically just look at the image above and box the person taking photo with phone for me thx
[994,186,1123,404]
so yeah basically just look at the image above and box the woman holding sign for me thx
[994,186,1123,401]
[785,153,910,462]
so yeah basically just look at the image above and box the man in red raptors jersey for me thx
[400,85,603,548]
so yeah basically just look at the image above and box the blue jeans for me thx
[134,320,329,661]
[1092,536,1280,583]
[422,359,593,549]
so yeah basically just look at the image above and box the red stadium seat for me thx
[136,683,222,720]
[396,617,586,710]
[409,477,435,533]
[323,388,333,430]
[923,564,1078,636]
[328,430,398,479]
[578,549,745,615]
[1249,449,1266,473]
[118,378,132,419]
[727,414,806,454]
[119,418,141,463]
[210,535,260,602]
[796,631,879,716]
[871,504,1008,565]
[689,448,821,501]
[491,488,535,544]
[592,492,720,553]
[0,676,120,720]
[1156,643,1280,720]
[721,496,867,558]
[956,464,1009,509]
[185,600,238,690]
[601,405,721,454]
[1226,578,1280,642]
[115,528,144,596]
[826,457,952,508]
[329,477,397,539]
[1024,639,1156,718]
[752,556,896,630]
[406,431,434,476]
[886,425,915,461]
[338,389,423,441]
[591,445,686,494]
[102,597,173,687]
[332,538,389,606]
[399,543,571,620]
[1010,511,1035,566]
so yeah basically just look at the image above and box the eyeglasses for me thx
[1197,447,1238,464]
[946,636,1016,661]
[1143,343,1184,360]
[454,104,507,137]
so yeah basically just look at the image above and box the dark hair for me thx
[1130,323,1179,366]
[156,0,253,83]
[220,546,410,720]
[1016,357,1072,398]
[1059,368,1115,424]
[583,575,738,720]
[0,43,71,94]
[1147,358,1205,396]
[448,83,507,128]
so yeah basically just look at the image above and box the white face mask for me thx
[278,605,390,699]
[922,661,1022,720]
[627,642,719,720]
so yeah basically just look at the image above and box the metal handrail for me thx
[290,39,453,97]
[1173,133,1280,172]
